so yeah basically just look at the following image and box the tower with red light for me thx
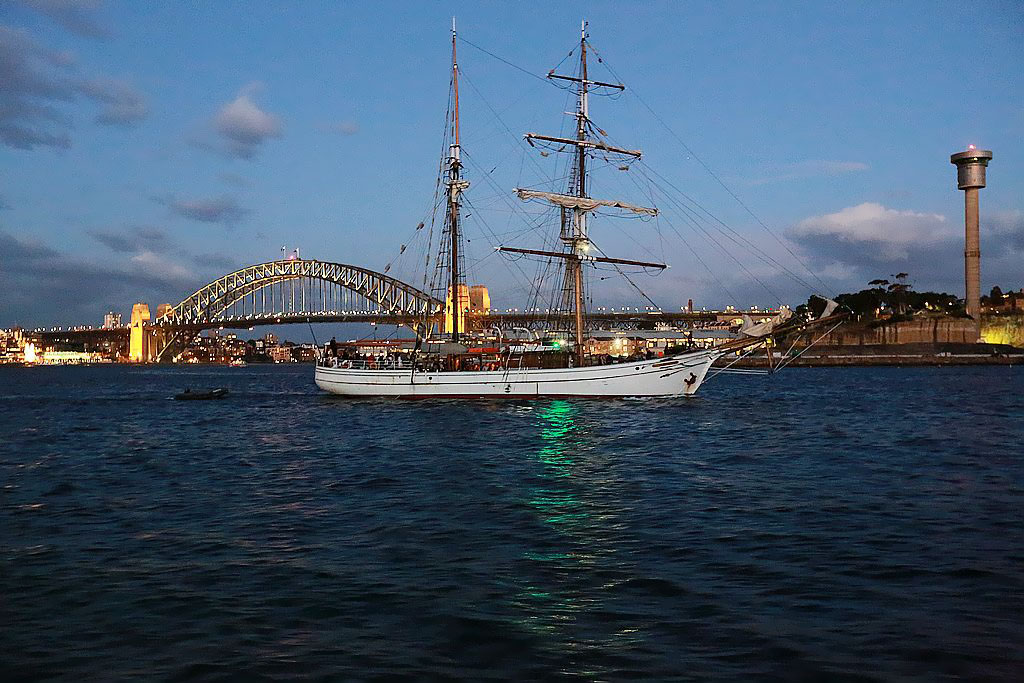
[950,145,992,340]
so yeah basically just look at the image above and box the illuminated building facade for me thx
[469,285,490,313]
[128,303,154,362]
[444,284,470,334]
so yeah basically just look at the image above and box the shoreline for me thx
[723,354,1021,368]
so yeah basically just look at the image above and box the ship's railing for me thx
[318,357,413,370]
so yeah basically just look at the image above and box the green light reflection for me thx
[512,400,643,667]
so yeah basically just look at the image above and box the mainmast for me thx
[502,20,663,366]
[447,17,468,343]
[568,20,588,366]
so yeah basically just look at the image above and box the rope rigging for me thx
[415,25,841,330]
[586,40,836,298]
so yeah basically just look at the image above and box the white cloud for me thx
[787,202,1024,295]
[789,202,950,260]
[212,82,281,159]
[129,250,193,282]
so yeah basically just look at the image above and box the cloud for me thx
[88,225,237,275]
[128,250,192,282]
[0,229,59,260]
[788,202,949,263]
[155,194,250,225]
[16,0,111,40]
[0,25,147,150]
[76,77,148,126]
[0,26,74,150]
[0,229,195,327]
[192,253,237,271]
[987,210,1024,256]
[88,225,169,253]
[787,202,1024,295]
[748,160,869,186]
[209,82,281,159]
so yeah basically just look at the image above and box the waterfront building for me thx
[37,350,104,365]
[269,346,293,363]
[587,329,738,358]
[102,312,122,329]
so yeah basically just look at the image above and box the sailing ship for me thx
[315,21,842,398]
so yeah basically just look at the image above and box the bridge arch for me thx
[155,259,442,327]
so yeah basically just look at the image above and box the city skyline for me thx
[2,1,1023,328]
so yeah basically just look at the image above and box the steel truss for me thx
[155,259,443,327]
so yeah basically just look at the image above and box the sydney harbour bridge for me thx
[34,258,734,361]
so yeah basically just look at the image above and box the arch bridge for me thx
[150,259,443,360]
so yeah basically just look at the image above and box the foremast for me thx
[501,21,662,366]
[446,18,469,343]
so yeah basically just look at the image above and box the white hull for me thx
[314,348,723,398]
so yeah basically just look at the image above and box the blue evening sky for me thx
[2,1,1022,328]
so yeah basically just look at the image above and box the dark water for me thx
[2,364,1022,681]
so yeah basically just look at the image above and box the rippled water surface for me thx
[2,364,1022,681]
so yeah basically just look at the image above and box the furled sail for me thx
[515,189,658,217]
[819,298,839,319]
[739,308,794,337]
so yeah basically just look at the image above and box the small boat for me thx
[229,358,247,367]
[174,388,229,401]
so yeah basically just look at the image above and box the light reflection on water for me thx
[515,400,646,663]
[1,365,1022,680]
[518,401,590,624]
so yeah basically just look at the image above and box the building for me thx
[469,285,490,313]
[36,350,105,365]
[0,328,29,363]
[293,344,318,363]
[444,284,470,334]
[103,312,122,329]
[587,329,737,358]
[268,346,293,363]
[982,288,1024,314]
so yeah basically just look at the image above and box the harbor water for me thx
[2,365,1022,680]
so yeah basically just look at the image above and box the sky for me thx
[2,0,1023,330]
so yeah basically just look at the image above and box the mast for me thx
[448,17,464,343]
[570,20,587,365]
[506,21,657,365]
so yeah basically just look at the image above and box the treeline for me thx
[798,276,1021,319]
[797,274,960,319]
[981,286,1023,307]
